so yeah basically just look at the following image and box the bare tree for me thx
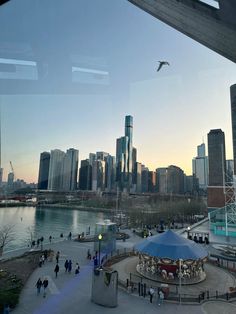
[0,224,15,256]
[26,226,35,248]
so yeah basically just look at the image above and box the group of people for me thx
[149,287,164,305]
[53,251,80,278]
[39,252,48,267]
[35,277,49,297]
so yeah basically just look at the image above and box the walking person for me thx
[49,235,52,243]
[149,286,155,303]
[68,260,72,273]
[56,251,60,263]
[64,259,69,272]
[42,277,49,298]
[158,289,164,306]
[54,263,59,278]
[36,278,42,295]
[87,249,91,260]
[75,262,80,275]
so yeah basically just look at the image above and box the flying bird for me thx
[157,61,170,72]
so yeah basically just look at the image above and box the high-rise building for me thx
[7,172,14,188]
[89,153,96,166]
[132,147,137,184]
[47,149,65,190]
[167,165,185,194]
[197,143,206,158]
[38,152,50,190]
[133,162,142,193]
[231,84,236,175]
[141,165,149,193]
[79,159,92,190]
[192,143,208,190]
[208,129,226,186]
[207,129,226,211]
[156,168,168,194]
[148,171,156,192]
[105,155,116,192]
[92,160,106,191]
[116,115,133,191]
[116,136,128,188]
[61,148,79,191]
[125,115,133,187]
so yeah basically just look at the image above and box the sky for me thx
[0,0,236,183]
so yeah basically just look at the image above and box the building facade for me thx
[61,148,79,191]
[47,149,65,190]
[192,143,208,190]
[38,152,50,190]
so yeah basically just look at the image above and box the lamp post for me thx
[179,258,183,305]
[187,226,190,239]
[98,234,103,267]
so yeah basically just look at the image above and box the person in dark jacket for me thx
[64,259,69,272]
[42,277,49,297]
[36,278,42,295]
[54,263,59,278]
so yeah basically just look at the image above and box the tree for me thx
[0,224,15,256]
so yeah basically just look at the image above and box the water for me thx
[0,206,110,252]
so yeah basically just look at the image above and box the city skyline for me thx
[0,0,236,183]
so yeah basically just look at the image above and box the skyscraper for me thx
[79,159,92,190]
[148,171,156,192]
[156,168,168,194]
[141,165,149,193]
[166,165,185,194]
[47,149,65,190]
[38,152,50,190]
[92,160,106,191]
[208,129,226,186]
[125,115,133,186]
[133,162,142,193]
[116,115,133,191]
[192,143,208,190]
[105,155,116,192]
[207,129,226,211]
[61,148,79,191]
[231,84,236,175]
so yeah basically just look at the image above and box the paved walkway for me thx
[5,229,235,314]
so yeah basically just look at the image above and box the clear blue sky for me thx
[0,0,236,182]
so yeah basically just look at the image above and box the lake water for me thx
[0,206,110,252]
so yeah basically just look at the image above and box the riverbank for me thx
[39,203,114,213]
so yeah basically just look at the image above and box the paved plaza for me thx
[1,229,236,314]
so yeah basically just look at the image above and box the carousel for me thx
[134,230,208,285]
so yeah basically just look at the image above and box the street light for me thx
[179,258,183,305]
[187,226,190,239]
[98,234,103,267]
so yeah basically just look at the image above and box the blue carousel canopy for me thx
[134,230,208,260]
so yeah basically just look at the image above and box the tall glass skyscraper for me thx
[116,115,133,191]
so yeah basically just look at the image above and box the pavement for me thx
[2,228,235,314]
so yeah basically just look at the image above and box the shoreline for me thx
[0,203,115,213]
[39,203,115,213]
